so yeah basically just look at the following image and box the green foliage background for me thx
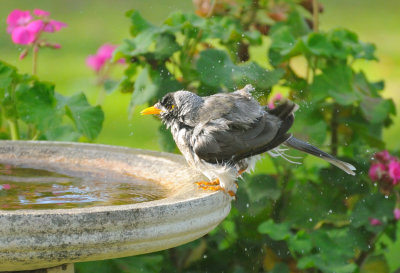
[1,0,400,272]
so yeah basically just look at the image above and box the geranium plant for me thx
[2,9,103,142]
[6,9,67,74]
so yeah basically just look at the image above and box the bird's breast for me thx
[170,123,196,167]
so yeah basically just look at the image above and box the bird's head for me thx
[140,91,203,127]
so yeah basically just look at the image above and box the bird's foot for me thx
[195,178,220,187]
[196,179,236,199]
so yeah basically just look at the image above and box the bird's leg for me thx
[237,168,246,176]
[196,178,236,198]
[195,178,220,187]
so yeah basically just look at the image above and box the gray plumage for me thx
[143,84,355,195]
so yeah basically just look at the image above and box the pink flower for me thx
[394,208,400,220]
[6,9,32,33]
[43,20,67,32]
[86,44,124,72]
[375,150,394,163]
[369,163,386,181]
[33,9,50,17]
[97,44,117,60]
[268,93,283,109]
[369,218,382,226]
[2,184,11,190]
[388,160,400,185]
[10,20,44,45]
[6,9,66,46]
[11,26,36,45]
[86,55,106,72]
[26,20,45,34]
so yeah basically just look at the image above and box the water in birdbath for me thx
[0,164,168,210]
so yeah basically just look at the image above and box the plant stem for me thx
[331,104,339,156]
[32,46,39,75]
[312,0,319,32]
[7,119,20,140]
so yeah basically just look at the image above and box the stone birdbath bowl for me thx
[0,141,231,272]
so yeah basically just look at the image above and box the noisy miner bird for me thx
[141,84,355,197]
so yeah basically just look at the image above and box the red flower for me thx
[388,160,400,185]
[394,208,400,221]
[369,218,382,226]
[86,44,124,72]
[368,163,386,181]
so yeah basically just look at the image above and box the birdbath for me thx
[0,141,231,272]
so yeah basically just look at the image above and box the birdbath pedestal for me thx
[0,141,232,272]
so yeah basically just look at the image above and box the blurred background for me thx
[1,0,399,272]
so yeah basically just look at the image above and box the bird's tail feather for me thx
[284,136,356,175]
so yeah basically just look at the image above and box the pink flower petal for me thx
[43,20,67,32]
[2,184,11,190]
[369,163,386,181]
[394,208,400,221]
[97,44,117,60]
[86,55,105,72]
[388,160,400,185]
[375,150,394,163]
[33,9,50,17]
[11,26,36,45]
[26,20,44,35]
[6,9,32,33]
[369,218,382,226]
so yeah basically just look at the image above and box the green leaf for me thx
[350,193,395,231]
[360,254,390,273]
[63,93,104,140]
[0,61,17,92]
[360,97,396,124]
[196,49,235,89]
[258,219,291,240]
[103,79,119,94]
[305,32,335,57]
[282,181,348,229]
[126,9,153,36]
[291,102,327,145]
[286,10,311,37]
[330,28,377,60]
[232,63,284,91]
[288,230,313,254]
[45,125,81,141]
[197,49,283,91]
[131,66,182,109]
[236,174,280,216]
[16,81,61,131]
[153,32,180,60]
[131,67,161,106]
[113,255,164,273]
[311,65,360,105]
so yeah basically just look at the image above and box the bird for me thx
[141,84,356,197]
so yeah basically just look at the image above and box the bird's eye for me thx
[170,104,175,110]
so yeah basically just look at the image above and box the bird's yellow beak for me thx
[140,106,162,115]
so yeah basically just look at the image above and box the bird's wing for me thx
[192,95,296,164]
